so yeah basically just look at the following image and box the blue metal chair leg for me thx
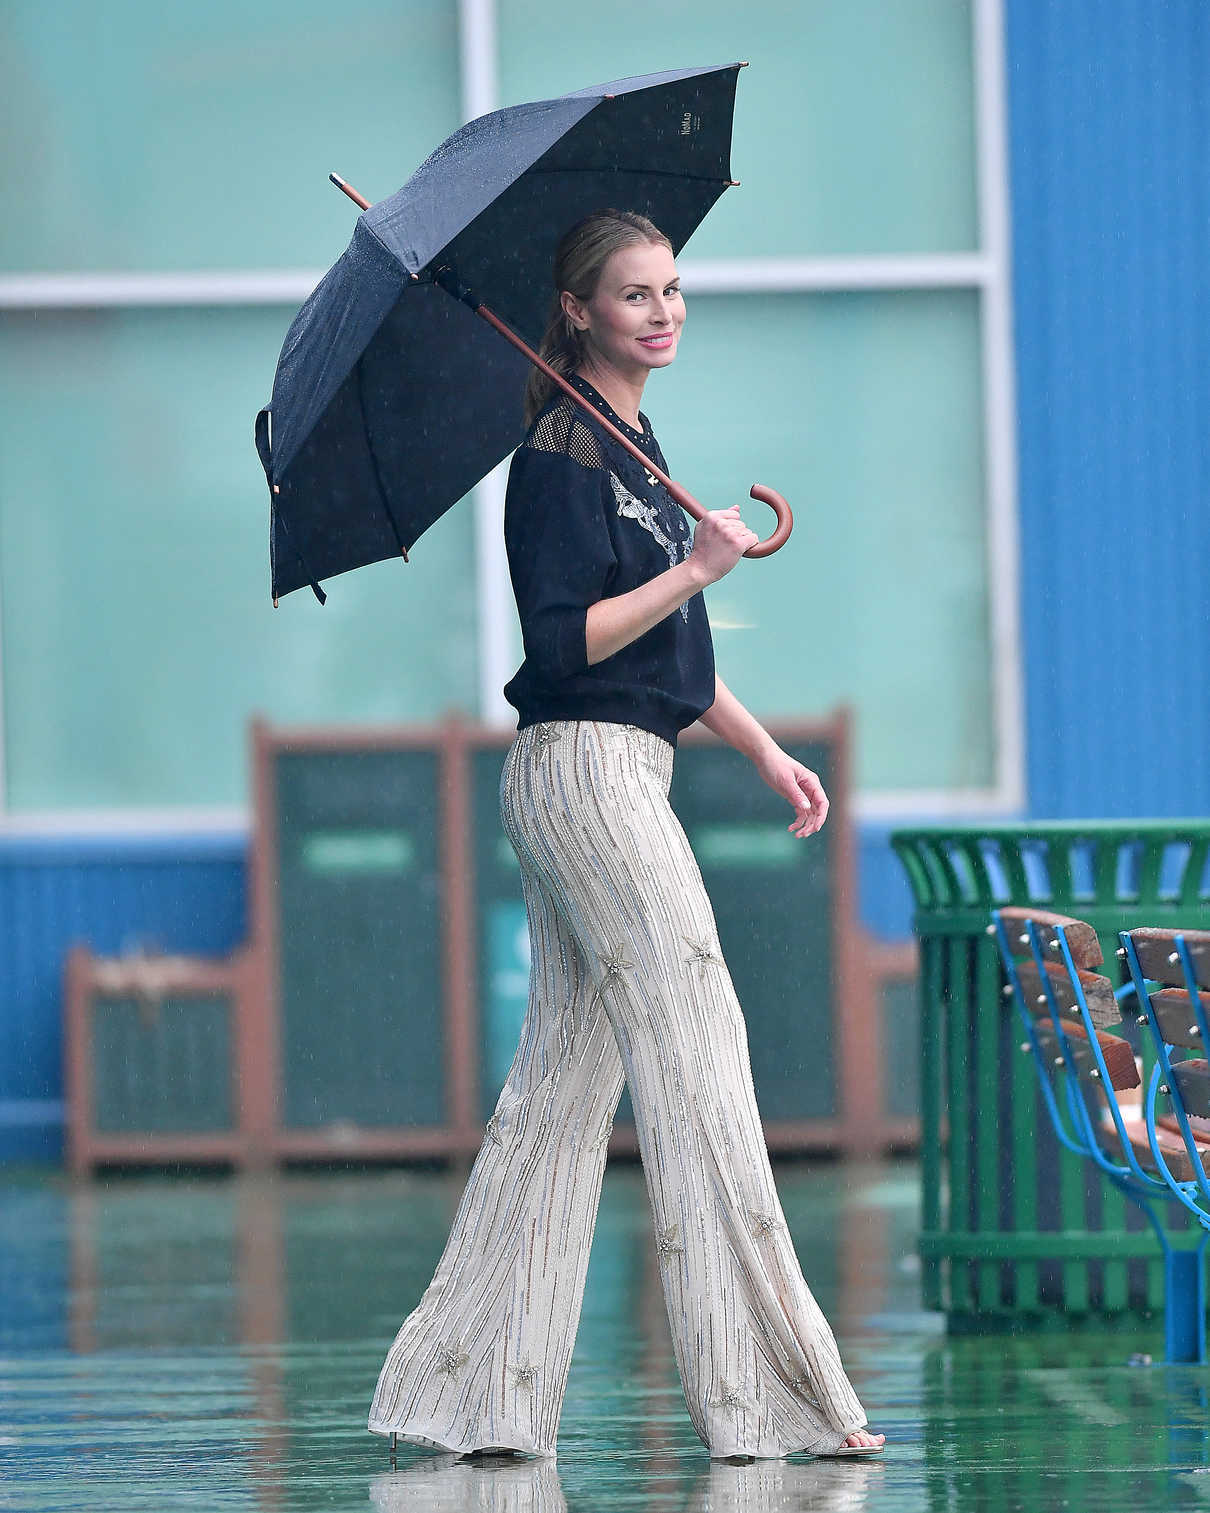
[1162,1240,1208,1364]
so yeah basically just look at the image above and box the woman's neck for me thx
[574,355,646,430]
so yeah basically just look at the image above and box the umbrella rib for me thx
[273,508,328,605]
[355,359,411,564]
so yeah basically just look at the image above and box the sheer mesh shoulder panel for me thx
[525,399,604,470]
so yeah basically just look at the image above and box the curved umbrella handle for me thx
[661,477,793,559]
[744,484,793,558]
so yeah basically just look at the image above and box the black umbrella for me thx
[255,63,792,605]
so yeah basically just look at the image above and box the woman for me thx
[369,210,884,1463]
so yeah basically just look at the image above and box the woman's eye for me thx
[665,286,681,297]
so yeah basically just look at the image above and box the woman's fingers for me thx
[797,767,828,821]
[785,767,828,837]
[690,508,759,581]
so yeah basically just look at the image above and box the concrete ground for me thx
[2,1158,1208,1511]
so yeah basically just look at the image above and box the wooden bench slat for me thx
[999,907,1103,969]
[1157,1110,1210,1140]
[1171,1059,1210,1118]
[1148,987,1210,1049]
[1015,958,1121,1028]
[1032,1019,1140,1090]
[1115,1118,1210,1184]
[1129,927,1210,990]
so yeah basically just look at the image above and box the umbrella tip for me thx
[725,180,741,188]
[736,60,749,68]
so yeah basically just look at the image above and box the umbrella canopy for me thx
[257,63,744,602]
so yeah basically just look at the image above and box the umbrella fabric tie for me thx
[255,407,327,605]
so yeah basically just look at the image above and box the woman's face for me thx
[562,241,685,378]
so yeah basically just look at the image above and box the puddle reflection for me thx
[368,1454,883,1512]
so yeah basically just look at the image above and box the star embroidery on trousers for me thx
[655,1222,684,1259]
[749,1209,785,1239]
[682,935,724,980]
[437,1344,469,1378]
[589,944,634,1014]
[533,723,561,756]
[709,1380,753,1412]
[510,1361,538,1390]
[486,1113,505,1148]
[591,1118,614,1150]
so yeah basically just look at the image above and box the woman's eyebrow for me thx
[621,279,681,291]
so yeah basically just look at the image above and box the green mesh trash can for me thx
[891,822,1210,1325]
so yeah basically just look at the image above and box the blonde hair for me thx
[523,210,673,427]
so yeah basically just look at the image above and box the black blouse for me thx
[502,374,716,745]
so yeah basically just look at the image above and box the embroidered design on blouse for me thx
[682,935,725,981]
[709,1380,753,1412]
[510,1361,538,1390]
[437,1343,469,1378]
[608,472,690,622]
[655,1222,685,1259]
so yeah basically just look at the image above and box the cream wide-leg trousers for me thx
[368,720,868,1459]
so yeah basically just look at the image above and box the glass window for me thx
[0,308,477,810]
[650,289,992,791]
[499,0,977,257]
[2,0,461,271]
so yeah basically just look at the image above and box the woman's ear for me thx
[560,289,588,332]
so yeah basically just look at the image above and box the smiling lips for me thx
[637,332,675,349]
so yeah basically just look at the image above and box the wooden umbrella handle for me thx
[330,172,794,558]
[743,485,793,558]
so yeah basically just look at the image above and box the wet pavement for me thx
[2,1158,1208,1510]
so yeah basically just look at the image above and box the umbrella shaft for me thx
[472,304,707,523]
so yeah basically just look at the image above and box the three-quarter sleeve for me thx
[504,446,618,682]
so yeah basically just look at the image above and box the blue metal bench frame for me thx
[993,908,1209,1361]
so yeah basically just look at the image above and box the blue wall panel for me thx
[0,836,246,1161]
[1006,0,1210,818]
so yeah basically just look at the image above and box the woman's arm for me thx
[699,674,830,838]
[586,504,754,665]
[586,556,706,665]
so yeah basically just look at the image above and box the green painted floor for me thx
[2,1158,1209,1510]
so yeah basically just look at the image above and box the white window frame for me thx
[0,0,1021,830]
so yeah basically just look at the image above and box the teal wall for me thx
[1,0,989,810]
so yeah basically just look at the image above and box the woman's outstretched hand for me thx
[687,505,759,586]
[754,748,830,838]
